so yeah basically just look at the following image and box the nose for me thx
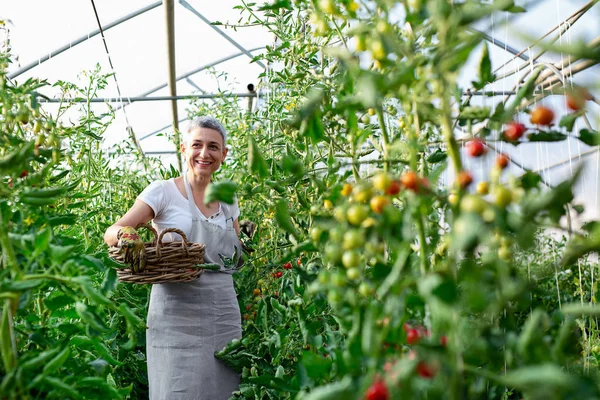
[198,145,210,158]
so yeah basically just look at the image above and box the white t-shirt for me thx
[137,178,240,242]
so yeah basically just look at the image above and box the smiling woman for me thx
[103,116,244,400]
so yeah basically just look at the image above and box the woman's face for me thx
[181,127,228,178]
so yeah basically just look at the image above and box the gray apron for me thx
[146,175,243,400]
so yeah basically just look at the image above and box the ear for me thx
[222,147,229,159]
[180,142,186,153]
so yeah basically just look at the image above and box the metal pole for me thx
[36,93,257,103]
[113,47,265,112]
[8,1,162,79]
[178,0,266,69]
[163,0,181,171]
[246,83,255,114]
[140,117,190,141]
[467,27,529,61]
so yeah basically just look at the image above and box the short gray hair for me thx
[185,116,227,144]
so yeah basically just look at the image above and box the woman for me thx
[104,116,243,400]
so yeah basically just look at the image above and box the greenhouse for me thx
[1,0,599,399]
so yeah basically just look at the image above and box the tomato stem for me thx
[376,108,390,172]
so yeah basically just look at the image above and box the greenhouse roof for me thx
[2,0,599,222]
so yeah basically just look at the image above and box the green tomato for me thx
[325,243,343,263]
[342,229,365,250]
[346,268,360,280]
[346,204,368,226]
[342,250,361,269]
[310,226,323,242]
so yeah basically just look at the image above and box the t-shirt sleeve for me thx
[225,196,240,221]
[137,180,168,218]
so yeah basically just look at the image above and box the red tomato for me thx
[406,328,421,345]
[365,379,389,400]
[385,180,401,196]
[283,262,292,270]
[466,139,485,157]
[504,122,526,141]
[416,361,437,379]
[440,336,448,347]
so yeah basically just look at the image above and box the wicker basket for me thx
[109,224,206,284]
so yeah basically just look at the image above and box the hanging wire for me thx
[89,0,142,156]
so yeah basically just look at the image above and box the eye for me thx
[210,145,218,150]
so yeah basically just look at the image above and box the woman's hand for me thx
[117,226,146,272]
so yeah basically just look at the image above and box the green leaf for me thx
[274,200,300,240]
[578,129,600,146]
[248,136,269,178]
[427,148,447,163]
[503,67,542,121]
[561,303,600,316]
[526,131,567,142]
[502,364,575,391]
[34,227,52,254]
[296,376,354,400]
[506,5,526,12]
[473,43,494,90]
[204,180,238,205]
[519,171,542,189]
[559,111,585,132]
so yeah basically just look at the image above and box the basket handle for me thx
[134,223,159,246]
[156,228,190,258]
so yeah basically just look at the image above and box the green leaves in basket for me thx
[204,180,238,205]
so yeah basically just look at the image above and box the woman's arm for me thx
[233,219,240,237]
[104,200,155,246]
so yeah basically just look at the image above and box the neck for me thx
[186,170,211,192]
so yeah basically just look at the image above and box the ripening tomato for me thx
[566,88,592,111]
[400,171,419,192]
[341,183,353,196]
[466,139,486,157]
[496,153,510,169]
[456,170,473,189]
[370,195,389,214]
[530,106,554,126]
[365,379,389,400]
[253,288,261,296]
[297,258,302,266]
[476,181,489,195]
[504,122,526,141]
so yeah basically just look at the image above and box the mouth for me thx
[194,159,213,168]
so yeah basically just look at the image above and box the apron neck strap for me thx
[183,174,201,220]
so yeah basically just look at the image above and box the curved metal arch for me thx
[8,1,162,79]
[114,46,265,111]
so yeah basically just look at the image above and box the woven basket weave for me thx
[109,224,206,284]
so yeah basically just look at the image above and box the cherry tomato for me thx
[504,122,526,141]
[496,154,510,169]
[466,139,486,157]
[365,379,389,400]
[406,328,421,345]
[400,171,419,192]
[456,170,473,189]
[416,361,437,379]
[530,106,554,126]
[370,195,389,214]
